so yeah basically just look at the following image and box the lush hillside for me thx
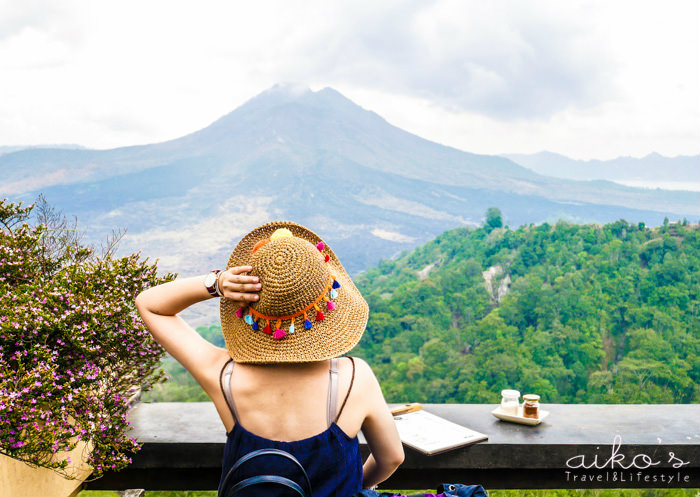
[145,213,699,405]
[352,213,700,404]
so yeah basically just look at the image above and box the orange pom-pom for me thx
[251,238,270,254]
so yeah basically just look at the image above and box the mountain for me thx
[502,151,700,190]
[0,144,87,158]
[1,84,698,279]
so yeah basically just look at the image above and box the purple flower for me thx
[0,198,173,478]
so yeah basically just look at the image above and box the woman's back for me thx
[221,357,363,440]
[218,357,362,497]
[135,221,404,492]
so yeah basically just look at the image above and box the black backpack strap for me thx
[219,448,313,497]
[226,475,307,497]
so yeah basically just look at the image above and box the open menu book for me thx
[391,404,488,455]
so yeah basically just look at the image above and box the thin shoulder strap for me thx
[219,359,240,422]
[326,358,339,428]
[335,357,355,423]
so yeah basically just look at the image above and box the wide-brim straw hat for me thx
[220,221,369,363]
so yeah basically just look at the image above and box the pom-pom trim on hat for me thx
[251,238,270,255]
[236,274,340,339]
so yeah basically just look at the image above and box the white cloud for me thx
[297,0,617,119]
[0,1,68,41]
[0,0,696,160]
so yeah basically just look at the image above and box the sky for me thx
[0,0,698,160]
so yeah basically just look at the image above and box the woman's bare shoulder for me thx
[347,356,375,379]
[345,356,384,404]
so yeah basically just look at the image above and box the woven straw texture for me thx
[220,221,369,363]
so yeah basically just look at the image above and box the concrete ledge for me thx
[86,403,700,490]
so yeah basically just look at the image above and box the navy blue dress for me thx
[218,358,363,497]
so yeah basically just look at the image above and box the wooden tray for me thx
[491,406,549,425]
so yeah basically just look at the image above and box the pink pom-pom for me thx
[273,329,287,339]
[235,307,244,318]
[316,242,325,251]
[326,301,336,311]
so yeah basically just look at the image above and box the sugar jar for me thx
[500,389,520,414]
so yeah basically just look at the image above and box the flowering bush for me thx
[0,198,175,479]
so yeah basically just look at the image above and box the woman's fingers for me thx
[222,267,258,283]
[224,283,262,292]
[221,275,261,291]
[218,266,261,302]
[229,265,253,275]
[228,292,260,302]
[232,274,259,284]
[221,285,260,302]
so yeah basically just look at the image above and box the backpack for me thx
[218,448,313,497]
[218,448,488,497]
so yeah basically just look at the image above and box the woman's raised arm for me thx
[134,266,260,392]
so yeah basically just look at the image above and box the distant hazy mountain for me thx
[0,144,87,157]
[503,151,700,190]
[1,84,697,279]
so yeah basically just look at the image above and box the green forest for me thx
[143,212,700,405]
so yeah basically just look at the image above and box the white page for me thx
[393,409,488,455]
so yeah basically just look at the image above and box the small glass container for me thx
[500,389,520,415]
[522,394,540,419]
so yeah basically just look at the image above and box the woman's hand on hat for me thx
[217,266,261,304]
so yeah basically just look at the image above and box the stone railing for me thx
[85,403,699,491]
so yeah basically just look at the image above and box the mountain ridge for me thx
[1,85,697,279]
[503,150,699,189]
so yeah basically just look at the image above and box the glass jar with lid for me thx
[522,394,540,419]
[500,389,520,414]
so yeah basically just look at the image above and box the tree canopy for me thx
[351,215,700,404]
